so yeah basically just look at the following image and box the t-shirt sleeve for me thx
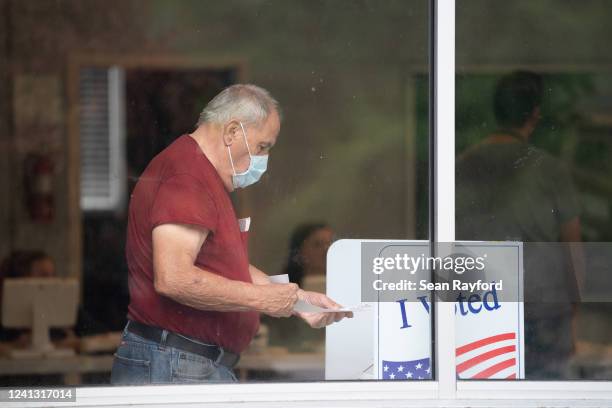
[150,174,218,232]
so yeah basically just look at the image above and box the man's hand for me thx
[257,283,299,318]
[295,289,353,329]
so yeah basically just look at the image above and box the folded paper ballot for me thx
[293,301,372,314]
[269,274,371,313]
[268,274,290,284]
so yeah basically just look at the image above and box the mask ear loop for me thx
[239,122,254,157]
[227,122,251,177]
[227,144,238,176]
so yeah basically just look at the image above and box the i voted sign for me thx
[372,242,524,380]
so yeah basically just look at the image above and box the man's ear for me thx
[222,120,241,146]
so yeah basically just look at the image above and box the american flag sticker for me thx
[382,358,432,380]
[380,331,519,380]
[456,332,518,379]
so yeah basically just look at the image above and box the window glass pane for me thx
[0,0,429,386]
[456,0,612,380]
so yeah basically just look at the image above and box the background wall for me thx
[2,0,612,320]
[0,0,430,279]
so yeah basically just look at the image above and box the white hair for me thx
[197,84,280,128]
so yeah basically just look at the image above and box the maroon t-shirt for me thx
[125,134,259,354]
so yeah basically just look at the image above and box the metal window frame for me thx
[431,0,457,399]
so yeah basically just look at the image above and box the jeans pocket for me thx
[111,353,151,385]
[171,350,217,383]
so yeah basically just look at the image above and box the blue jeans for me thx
[110,324,238,385]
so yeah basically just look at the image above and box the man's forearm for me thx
[152,223,297,317]
[158,265,275,313]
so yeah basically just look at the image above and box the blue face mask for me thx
[227,122,268,189]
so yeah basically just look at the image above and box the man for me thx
[111,84,351,385]
[456,71,583,379]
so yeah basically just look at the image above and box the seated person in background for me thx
[264,223,334,353]
[0,250,55,279]
[287,223,334,290]
[0,251,80,353]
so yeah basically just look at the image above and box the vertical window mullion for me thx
[432,0,456,398]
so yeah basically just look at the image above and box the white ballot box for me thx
[326,239,524,380]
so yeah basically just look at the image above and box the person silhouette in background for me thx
[0,250,55,279]
[265,223,335,356]
[285,223,334,291]
[456,71,582,379]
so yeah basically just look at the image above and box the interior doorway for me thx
[80,65,237,333]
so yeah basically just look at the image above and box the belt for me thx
[126,320,240,368]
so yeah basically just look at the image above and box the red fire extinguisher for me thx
[24,153,55,222]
